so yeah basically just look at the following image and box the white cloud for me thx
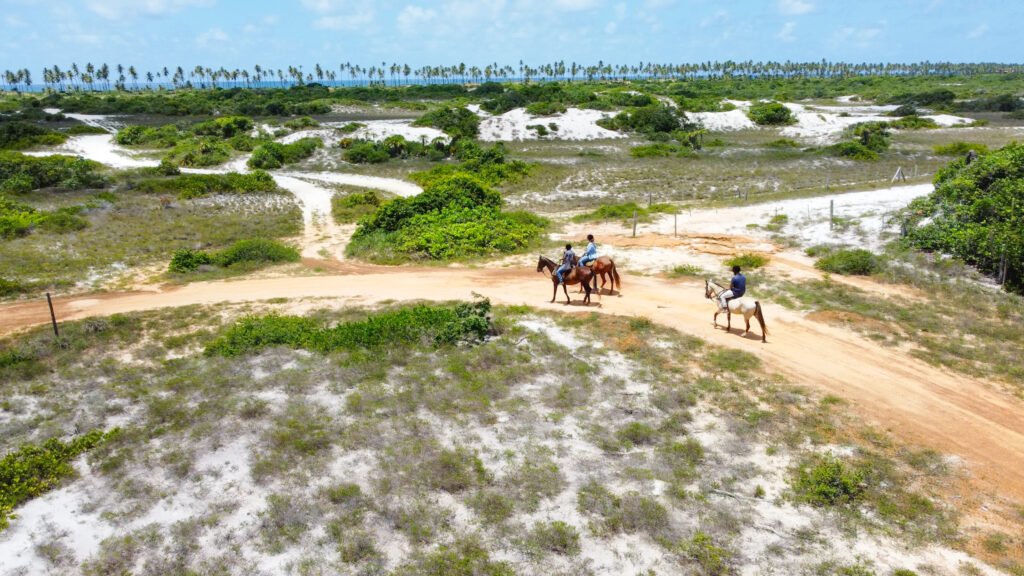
[699,9,728,29]
[777,21,796,42]
[967,23,989,39]
[553,0,600,10]
[778,0,814,15]
[195,26,227,47]
[301,0,374,30]
[397,5,437,32]
[313,11,373,30]
[605,20,618,34]
[86,0,213,20]
[832,25,882,47]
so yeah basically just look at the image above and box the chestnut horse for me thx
[704,279,768,342]
[537,255,594,304]
[575,256,621,294]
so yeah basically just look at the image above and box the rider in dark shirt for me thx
[719,265,746,310]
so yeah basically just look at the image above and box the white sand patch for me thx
[923,114,973,127]
[325,119,449,143]
[648,184,933,252]
[478,107,624,142]
[278,170,422,198]
[781,104,892,144]
[275,128,338,146]
[691,109,757,131]
[23,135,160,169]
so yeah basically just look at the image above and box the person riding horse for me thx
[557,243,576,285]
[578,234,598,268]
[719,265,746,311]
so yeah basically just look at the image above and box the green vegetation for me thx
[205,299,491,356]
[116,116,261,167]
[395,538,514,576]
[630,142,697,158]
[724,253,769,269]
[815,249,881,276]
[523,521,581,556]
[1,429,117,531]
[347,173,546,263]
[332,189,383,223]
[572,201,677,224]
[678,531,731,575]
[168,238,299,274]
[133,170,278,199]
[340,135,449,164]
[747,101,796,126]
[792,455,865,506]
[248,137,322,169]
[932,141,988,156]
[411,106,480,139]
[0,195,89,239]
[0,122,67,150]
[0,152,105,192]
[766,138,801,149]
[410,141,529,188]
[904,142,1024,292]
[576,480,670,536]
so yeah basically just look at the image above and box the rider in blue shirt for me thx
[719,265,746,310]
[578,234,598,267]
[557,243,575,284]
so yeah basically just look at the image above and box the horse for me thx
[537,255,595,305]
[704,279,768,343]
[574,255,621,295]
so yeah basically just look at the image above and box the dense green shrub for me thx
[115,124,184,147]
[955,93,1023,112]
[598,104,687,134]
[205,299,492,356]
[168,248,214,273]
[163,137,232,167]
[792,455,865,506]
[904,142,1024,292]
[341,135,449,164]
[724,253,769,269]
[766,138,801,149]
[168,238,298,273]
[815,249,881,275]
[65,124,109,135]
[134,170,278,199]
[332,190,382,223]
[886,89,956,108]
[0,277,31,297]
[887,115,939,130]
[747,101,796,126]
[0,195,43,238]
[1,429,118,531]
[824,141,879,161]
[0,151,106,191]
[412,106,480,139]
[248,137,322,169]
[410,141,529,187]
[887,104,918,117]
[932,141,988,156]
[191,115,254,138]
[630,143,696,158]
[525,101,568,115]
[0,122,67,150]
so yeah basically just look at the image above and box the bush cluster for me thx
[331,190,382,223]
[932,141,988,156]
[0,151,106,192]
[341,135,449,164]
[746,101,797,126]
[904,142,1024,292]
[814,248,881,276]
[1,429,118,531]
[0,122,68,150]
[410,141,530,188]
[0,195,90,239]
[572,201,677,224]
[205,299,492,357]
[168,238,299,273]
[411,106,480,139]
[134,170,278,199]
[724,253,769,269]
[248,137,322,169]
[347,173,546,262]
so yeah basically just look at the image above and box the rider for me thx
[556,243,576,285]
[719,265,746,310]
[578,234,598,267]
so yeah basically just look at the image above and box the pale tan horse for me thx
[704,279,768,343]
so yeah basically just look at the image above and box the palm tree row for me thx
[3,60,1023,92]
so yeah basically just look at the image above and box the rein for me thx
[706,279,727,299]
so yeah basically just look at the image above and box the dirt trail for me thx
[2,266,1022,502]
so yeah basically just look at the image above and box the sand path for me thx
[1,264,1022,503]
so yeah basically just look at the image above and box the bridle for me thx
[705,279,727,300]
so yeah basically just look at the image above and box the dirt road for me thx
[2,265,1022,502]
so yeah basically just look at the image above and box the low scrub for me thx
[347,173,546,263]
[824,141,878,161]
[1,429,118,531]
[0,196,89,239]
[163,137,232,167]
[815,249,880,276]
[572,201,677,224]
[747,101,796,126]
[332,190,382,223]
[0,151,106,192]
[792,455,865,506]
[630,142,697,158]
[134,170,278,199]
[341,135,449,164]
[766,138,801,149]
[410,141,529,188]
[168,238,299,274]
[248,137,322,169]
[0,122,67,150]
[724,253,769,269]
[932,141,988,156]
[205,299,492,356]
[411,106,480,139]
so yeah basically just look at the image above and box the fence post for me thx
[648,192,653,208]
[632,210,637,238]
[46,292,59,339]
[830,200,834,230]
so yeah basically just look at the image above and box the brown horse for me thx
[537,255,594,304]
[575,256,621,294]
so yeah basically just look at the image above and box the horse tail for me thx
[611,262,621,291]
[755,301,768,339]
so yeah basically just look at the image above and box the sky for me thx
[1,0,1020,74]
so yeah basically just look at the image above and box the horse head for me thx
[704,278,714,300]
[536,255,548,273]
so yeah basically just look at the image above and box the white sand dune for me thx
[23,134,160,169]
[477,107,623,141]
[326,119,449,143]
[690,109,756,131]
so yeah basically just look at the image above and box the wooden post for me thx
[825,173,830,194]
[46,292,59,339]
[648,192,652,208]
[829,200,834,230]
[999,250,1008,285]
[632,210,637,238]
[674,213,677,237]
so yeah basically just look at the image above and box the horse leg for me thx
[551,281,557,303]
[563,283,570,304]
[744,313,751,336]
[726,307,732,332]
[713,310,719,328]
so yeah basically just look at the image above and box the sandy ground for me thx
[2,262,1022,508]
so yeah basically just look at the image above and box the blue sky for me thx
[1,0,1019,73]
